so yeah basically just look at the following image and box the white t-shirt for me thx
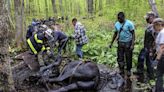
[156,28,164,52]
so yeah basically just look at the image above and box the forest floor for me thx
[8,17,153,92]
[11,51,154,92]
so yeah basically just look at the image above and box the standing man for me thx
[153,18,164,92]
[71,18,88,59]
[109,12,135,77]
[136,12,156,82]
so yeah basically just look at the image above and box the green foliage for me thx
[65,20,144,68]
[9,0,164,26]
[9,0,163,68]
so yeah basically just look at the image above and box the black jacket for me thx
[144,24,156,51]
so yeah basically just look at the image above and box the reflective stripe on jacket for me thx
[27,33,46,54]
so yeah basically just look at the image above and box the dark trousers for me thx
[155,56,164,92]
[117,41,133,74]
[137,48,154,80]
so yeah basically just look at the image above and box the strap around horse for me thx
[69,61,83,83]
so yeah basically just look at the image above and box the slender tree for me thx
[14,0,24,48]
[148,0,159,17]
[7,0,11,16]
[45,0,48,18]
[87,0,94,15]
[59,0,64,16]
[26,0,30,15]
[95,0,97,14]
[51,0,57,16]
[38,0,41,13]
[0,0,15,91]
[99,0,102,16]
[106,0,110,6]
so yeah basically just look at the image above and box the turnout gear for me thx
[27,33,48,55]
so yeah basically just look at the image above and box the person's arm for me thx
[143,30,148,49]
[156,44,164,61]
[130,30,135,50]
[156,32,164,61]
[129,21,135,50]
[109,31,117,48]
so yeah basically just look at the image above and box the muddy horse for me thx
[39,59,100,92]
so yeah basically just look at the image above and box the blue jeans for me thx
[137,48,154,80]
[76,44,83,58]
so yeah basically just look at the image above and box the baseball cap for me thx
[144,11,156,19]
[153,18,164,24]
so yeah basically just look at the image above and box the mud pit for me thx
[12,61,123,92]
[12,55,152,92]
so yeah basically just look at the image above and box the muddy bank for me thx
[12,60,124,92]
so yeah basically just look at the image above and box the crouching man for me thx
[27,29,54,68]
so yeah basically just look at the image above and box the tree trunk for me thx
[106,0,110,6]
[21,0,26,48]
[0,0,15,91]
[38,0,41,14]
[87,0,94,15]
[51,0,57,16]
[14,0,24,48]
[59,0,64,16]
[7,0,11,16]
[148,0,159,17]
[29,0,32,15]
[45,0,48,18]
[99,0,103,16]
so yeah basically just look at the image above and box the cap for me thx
[41,25,48,29]
[144,11,156,19]
[45,29,53,40]
[153,18,164,24]
[45,29,53,36]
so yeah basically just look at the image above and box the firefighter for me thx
[27,28,53,66]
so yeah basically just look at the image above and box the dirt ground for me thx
[11,55,153,92]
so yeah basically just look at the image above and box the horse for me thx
[40,60,100,92]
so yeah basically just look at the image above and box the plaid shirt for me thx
[73,22,88,45]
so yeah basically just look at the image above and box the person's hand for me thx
[69,35,74,39]
[151,59,158,69]
[149,52,153,57]
[130,45,134,50]
[109,44,112,48]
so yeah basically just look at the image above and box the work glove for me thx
[151,59,158,69]
[69,35,75,39]
[47,50,54,58]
